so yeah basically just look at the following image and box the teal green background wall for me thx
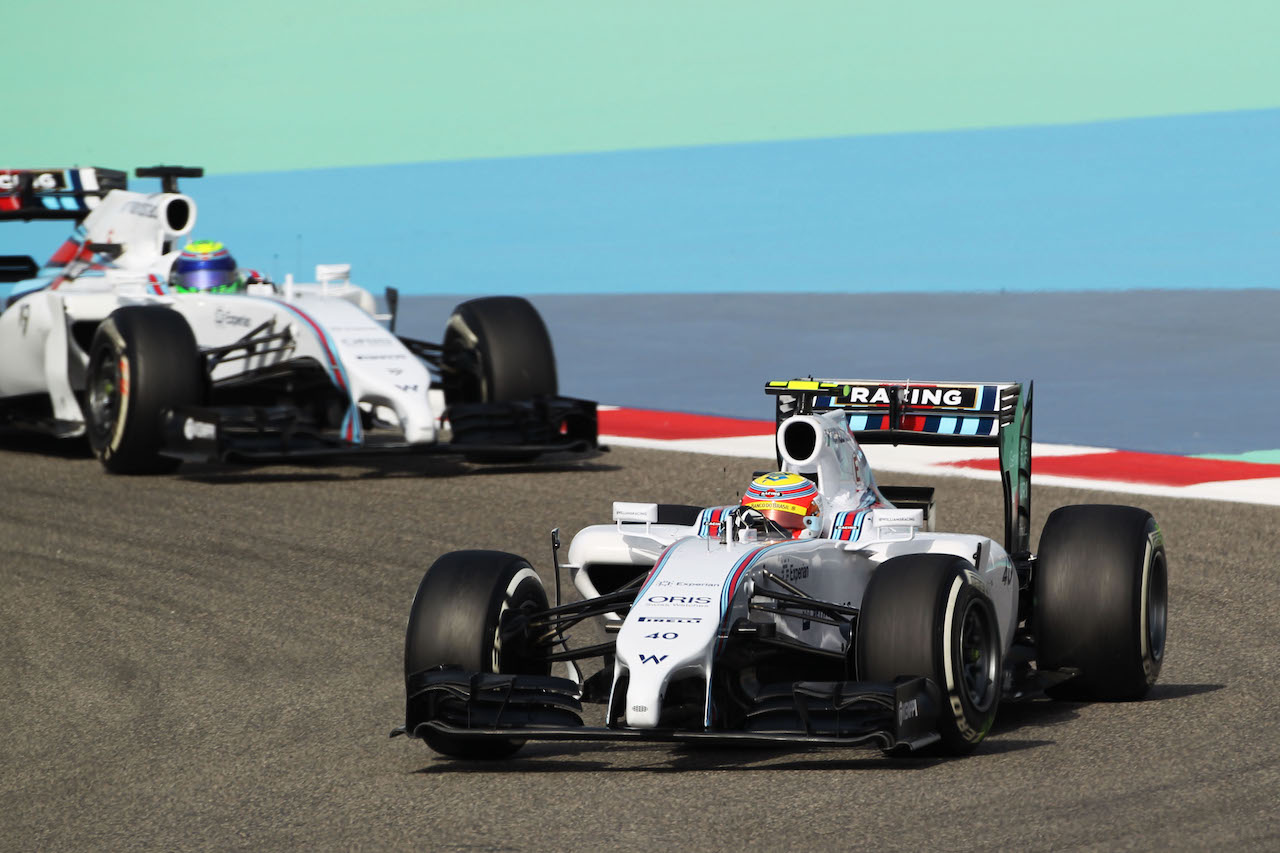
[8,1,1280,173]
[4,2,1279,455]
[4,1,1277,301]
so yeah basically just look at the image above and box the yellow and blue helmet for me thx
[171,240,244,293]
[742,472,821,532]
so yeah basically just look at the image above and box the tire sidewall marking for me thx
[1139,537,1152,675]
[92,317,131,459]
[100,317,127,351]
[446,313,479,348]
[491,566,540,672]
[110,351,130,453]
[445,313,489,401]
[1139,526,1164,678]
[941,574,981,742]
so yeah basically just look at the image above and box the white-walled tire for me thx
[856,554,1002,755]
[1034,505,1168,700]
[441,296,557,405]
[404,550,550,759]
[85,306,203,475]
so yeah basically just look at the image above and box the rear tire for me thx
[1034,505,1167,700]
[85,306,203,475]
[442,296,557,404]
[404,550,550,758]
[856,554,1001,755]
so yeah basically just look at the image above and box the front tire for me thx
[1034,505,1167,700]
[856,554,1002,755]
[442,296,557,404]
[404,550,550,758]
[85,306,204,475]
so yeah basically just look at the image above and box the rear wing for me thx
[0,168,129,222]
[766,378,1033,555]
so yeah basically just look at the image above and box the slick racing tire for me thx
[1034,505,1168,701]
[85,306,204,475]
[404,550,550,759]
[442,296,557,404]
[856,554,1001,755]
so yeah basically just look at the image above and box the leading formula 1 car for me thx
[0,166,597,473]
[394,378,1168,757]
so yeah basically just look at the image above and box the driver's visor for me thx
[742,500,808,530]
[173,268,243,292]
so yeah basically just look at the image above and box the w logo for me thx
[638,654,668,665]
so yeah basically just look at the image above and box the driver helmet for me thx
[171,240,245,293]
[741,472,821,533]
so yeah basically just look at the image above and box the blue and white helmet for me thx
[171,240,244,293]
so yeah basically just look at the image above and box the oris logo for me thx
[646,595,711,606]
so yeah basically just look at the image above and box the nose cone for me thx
[397,396,437,443]
[615,539,727,728]
[624,672,664,729]
[619,644,700,729]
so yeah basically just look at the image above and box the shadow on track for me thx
[407,736,1052,775]
[1145,682,1225,700]
[985,682,1223,740]
[0,430,91,459]
[177,457,620,485]
[990,699,1081,735]
[0,431,621,486]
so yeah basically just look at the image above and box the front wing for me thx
[393,667,943,752]
[160,395,599,464]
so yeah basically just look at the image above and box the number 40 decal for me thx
[643,632,678,640]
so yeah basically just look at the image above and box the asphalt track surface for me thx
[2,437,1277,851]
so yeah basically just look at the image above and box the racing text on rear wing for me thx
[765,378,1021,444]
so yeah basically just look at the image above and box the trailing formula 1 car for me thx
[0,166,597,473]
[395,378,1168,758]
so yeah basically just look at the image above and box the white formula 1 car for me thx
[395,379,1168,757]
[0,166,597,473]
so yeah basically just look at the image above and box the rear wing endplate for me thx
[766,379,1033,555]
